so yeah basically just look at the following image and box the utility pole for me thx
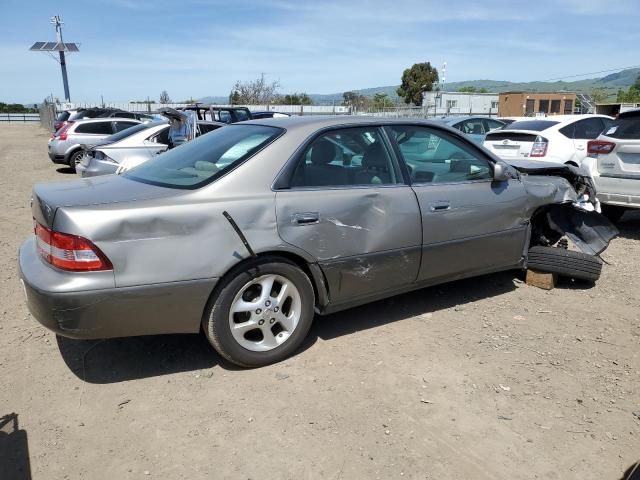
[30,16,80,103]
[52,16,70,101]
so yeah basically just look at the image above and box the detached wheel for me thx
[69,150,84,169]
[527,246,603,282]
[203,257,315,367]
[600,204,626,223]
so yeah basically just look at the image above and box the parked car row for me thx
[483,111,640,221]
[49,105,291,170]
[23,115,618,367]
[76,119,224,177]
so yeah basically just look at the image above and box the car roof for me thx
[72,117,141,124]
[242,115,470,136]
[618,108,640,119]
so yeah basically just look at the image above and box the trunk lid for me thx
[484,130,544,159]
[32,175,180,228]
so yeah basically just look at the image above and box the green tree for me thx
[590,87,609,104]
[342,91,370,110]
[458,86,477,93]
[159,90,172,104]
[372,93,392,109]
[229,74,280,104]
[342,91,358,106]
[229,90,241,105]
[396,62,439,106]
[616,75,640,103]
[277,92,313,105]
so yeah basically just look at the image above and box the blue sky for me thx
[2,0,640,103]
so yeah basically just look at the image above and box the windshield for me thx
[124,124,283,189]
[506,120,559,131]
[105,122,161,143]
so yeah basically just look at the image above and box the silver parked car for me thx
[583,108,640,222]
[76,120,225,178]
[47,117,141,168]
[20,116,617,367]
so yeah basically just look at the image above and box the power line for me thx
[540,64,640,82]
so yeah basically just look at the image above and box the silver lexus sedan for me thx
[20,116,617,367]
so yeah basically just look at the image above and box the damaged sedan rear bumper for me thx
[19,237,217,339]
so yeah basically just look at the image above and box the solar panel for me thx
[30,40,80,52]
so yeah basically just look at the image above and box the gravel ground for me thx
[1,124,639,480]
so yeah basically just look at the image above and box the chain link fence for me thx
[38,103,57,132]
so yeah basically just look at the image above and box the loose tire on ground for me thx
[202,257,315,368]
[527,246,603,282]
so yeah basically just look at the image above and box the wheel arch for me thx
[201,250,330,328]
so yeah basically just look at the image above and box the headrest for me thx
[362,142,388,169]
[310,139,336,165]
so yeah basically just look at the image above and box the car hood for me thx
[504,158,570,173]
[32,175,179,228]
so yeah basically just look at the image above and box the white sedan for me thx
[483,115,614,167]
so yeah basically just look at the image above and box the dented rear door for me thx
[276,186,421,304]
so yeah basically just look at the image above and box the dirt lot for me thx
[1,124,639,479]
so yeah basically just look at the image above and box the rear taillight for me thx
[55,121,74,141]
[34,222,112,272]
[588,140,615,155]
[530,136,548,157]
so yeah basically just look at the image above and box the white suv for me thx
[582,109,640,222]
[483,115,614,166]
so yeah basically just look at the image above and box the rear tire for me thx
[68,150,84,169]
[600,204,626,223]
[527,246,602,282]
[202,257,315,368]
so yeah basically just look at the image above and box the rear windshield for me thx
[124,124,283,189]
[605,115,640,139]
[105,122,160,143]
[506,120,559,131]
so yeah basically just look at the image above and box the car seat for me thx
[354,142,392,184]
[301,139,348,186]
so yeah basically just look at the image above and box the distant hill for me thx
[309,68,640,104]
[199,68,640,105]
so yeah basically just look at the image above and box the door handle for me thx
[291,212,320,225]
[430,201,451,212]
[577,145,585,151]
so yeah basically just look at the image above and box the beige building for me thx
[498,92,576,117]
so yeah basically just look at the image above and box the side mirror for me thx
[492,162,511,182]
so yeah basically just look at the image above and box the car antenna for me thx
[222,211,257,258]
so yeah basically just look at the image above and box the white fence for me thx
[0,113,40,123]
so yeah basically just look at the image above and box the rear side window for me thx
[234,110,250,121]
[507,120,559,131]
[198,123,221,135]
[74,121,113,135]
[290,127,400,188]
[458,119,485,135]
[105,122,154,142]
[114,121,138,132]
[605,115,640,139]
[569,118,606,140]
[125,124,282,189]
